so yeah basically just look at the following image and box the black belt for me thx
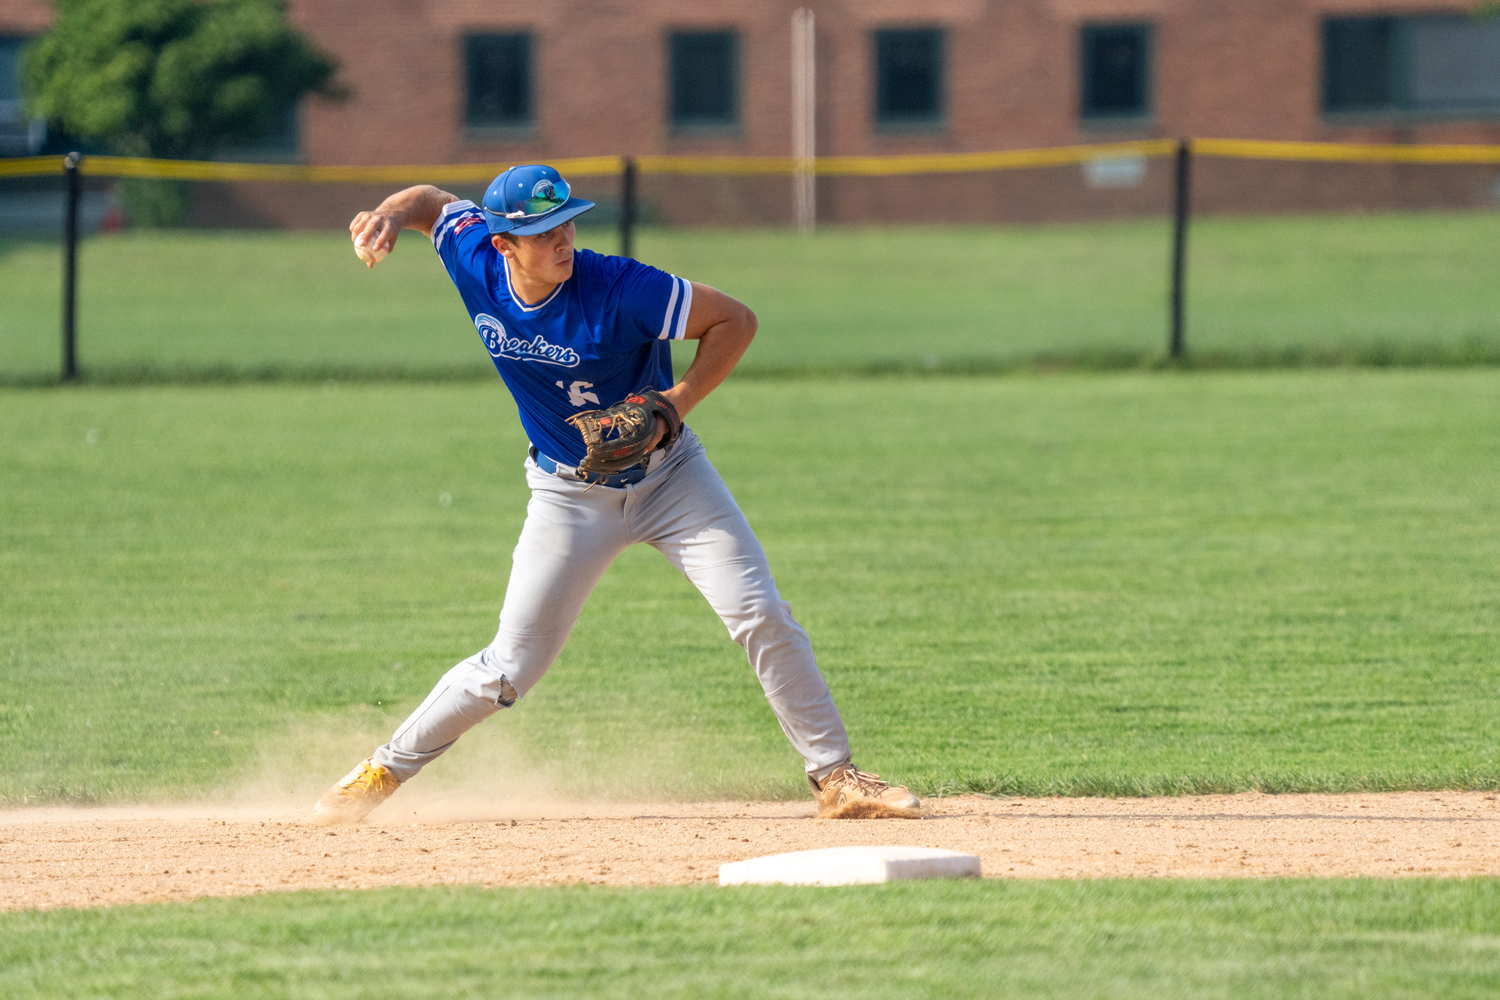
[530,446,647,488]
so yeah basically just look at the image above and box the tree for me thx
[23,0,340,225]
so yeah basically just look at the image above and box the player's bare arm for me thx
[348,185,459,264]
[638,284,756,452]
[665,283,757,417]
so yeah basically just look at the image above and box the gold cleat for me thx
[312,758,401,826]
[809,763,922,819]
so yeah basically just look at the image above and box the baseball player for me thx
[314,164,918,823]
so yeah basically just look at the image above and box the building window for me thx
[1324,16,1500,115]
[466,33,532,129]
[875,29,944,127]
[1,35,43,156]
[670,31,737,130]
[1080,24,1152,120]
[1323,18,1394,112]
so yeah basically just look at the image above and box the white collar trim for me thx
[503,257,565,313]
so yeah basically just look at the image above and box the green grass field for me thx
[3,210,1499,382]
[4,369,1498,805]
[4,879,1500,999]
[6,366,1499,998]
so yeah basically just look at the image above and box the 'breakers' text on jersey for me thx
[431,200,693,467]
[474,314,581,367]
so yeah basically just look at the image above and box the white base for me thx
[719,846,981,886]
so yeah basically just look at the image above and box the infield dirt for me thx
[5,791,1499,912]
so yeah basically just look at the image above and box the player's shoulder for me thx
[570,247,645,298]
[432,199,488,253]
[571,246,629,280]
[573,247,674,290]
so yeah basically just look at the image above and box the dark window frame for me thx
[0,34,25,102]
[873,27,946,131]
[1322,17,1398,114]
[668,29,740,134]
[1322,14,1500,119]
[0,34,40,157]
[1079,23,1154,124]
[464,31,535,134]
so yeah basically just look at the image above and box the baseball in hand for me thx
[354,241,389,267]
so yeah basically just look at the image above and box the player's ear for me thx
[491,234,516,258]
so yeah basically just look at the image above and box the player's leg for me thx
[314,463,629,823]
[374,467,630,778]
[631,435,919,817]
[630,437,849,775]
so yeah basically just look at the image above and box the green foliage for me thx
[5,880,1500,999]
[110,178,192,227]
[21,0,338,226]
[2,372,1499,804]
[23,0,338,159]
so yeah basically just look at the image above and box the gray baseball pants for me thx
[371,427,852,783]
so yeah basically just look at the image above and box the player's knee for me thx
[440,657,480,685]
[445,650,520,708]
[727,601,810,650]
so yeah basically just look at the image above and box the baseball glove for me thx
[566,388,682,476]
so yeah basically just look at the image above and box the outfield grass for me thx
[3,369,1498,804]
[3,210,1499,383]
[3,879,1500,999]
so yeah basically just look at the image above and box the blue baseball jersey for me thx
[430,199,692,466]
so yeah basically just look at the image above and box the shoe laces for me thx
[831,766,889,795]
[339,762,388,793]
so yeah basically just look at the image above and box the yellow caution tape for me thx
[818,139,1180,175]
[4,140,1497,183]
[1194,138,1500,164]
[70,154,625,182]
[0,155,67,178]
[638,140,1179,176]
[635,154,803,175]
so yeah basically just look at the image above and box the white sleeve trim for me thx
[432,200,481,252]
[673,278,693,341]
[657,276,693,341]
[656,277,680,340]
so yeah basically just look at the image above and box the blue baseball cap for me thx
[482,164,595,236]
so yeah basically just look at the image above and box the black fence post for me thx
[1169,139,1192,360]
[619,156,637,259]
[61,151,82,382]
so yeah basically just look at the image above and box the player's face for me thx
[495,221,576,286]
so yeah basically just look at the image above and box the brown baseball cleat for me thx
[312,758,401,826]
[809,763,922,819]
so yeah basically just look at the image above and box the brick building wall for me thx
[4,0,1499,225]
[0,0,47,34]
